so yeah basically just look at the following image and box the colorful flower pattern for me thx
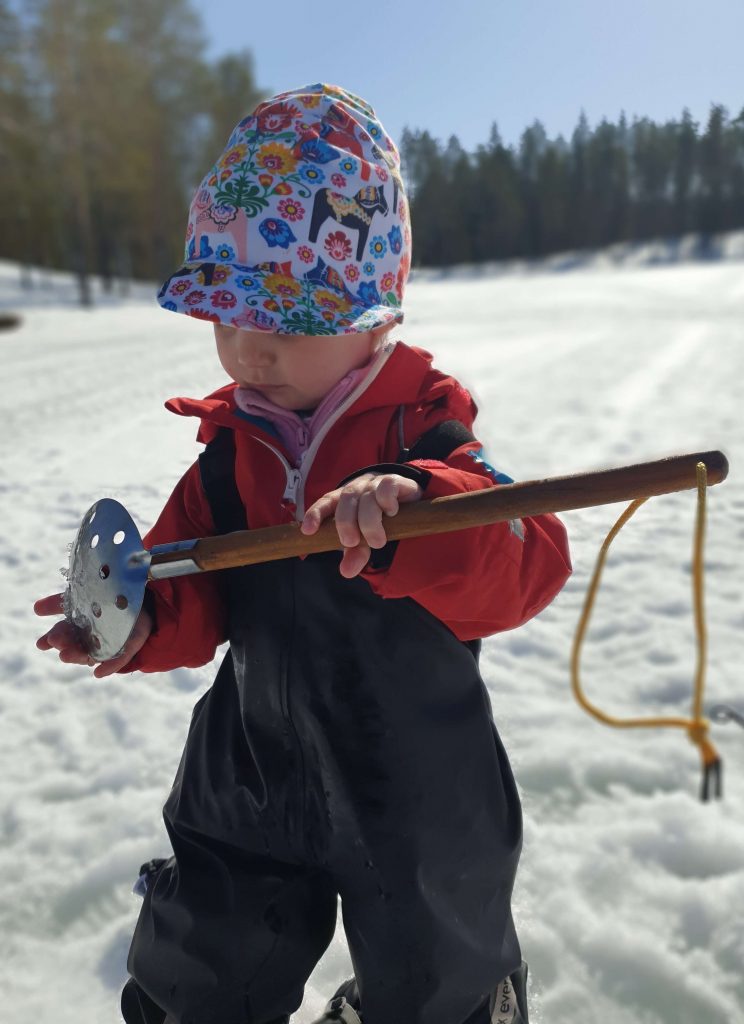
[211,204,238,226]
[259,218,297,248]
[211,290,237,309]
[277,198,305,221]
[299,165,325,185]
[157,83,411,334]
[324,231,353,261]
[214,243,236,261]
[387,226,402,254]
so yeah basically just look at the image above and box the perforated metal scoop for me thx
[65,499,150,662]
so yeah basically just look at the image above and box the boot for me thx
[121,978,168,1024]
[488,960,529,1024]
[311,965,529,1024]
[309,978,362,1024]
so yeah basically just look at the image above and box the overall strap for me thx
[198,427,248,535]
[396,404,476,462]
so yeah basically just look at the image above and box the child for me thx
[35,84,571,1024]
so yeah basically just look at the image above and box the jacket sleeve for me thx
[119,461,227,674]
[360,420,572,642]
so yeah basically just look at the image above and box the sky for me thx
[203,0,744,151]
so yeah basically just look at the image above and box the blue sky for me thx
[204,0,743,150]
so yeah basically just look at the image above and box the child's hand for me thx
[34,593,154,678]
[301,472,423,578]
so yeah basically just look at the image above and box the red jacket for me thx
[125,342,571,673]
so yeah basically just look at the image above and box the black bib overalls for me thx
[123,428,524,1024]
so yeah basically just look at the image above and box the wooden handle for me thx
[150,450,728,576]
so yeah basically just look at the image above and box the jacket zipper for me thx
[251,342,396,519]
[252,437,302,507]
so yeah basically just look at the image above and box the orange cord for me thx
[570,463,721,800]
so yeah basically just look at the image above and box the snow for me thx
[1,241,743,1024]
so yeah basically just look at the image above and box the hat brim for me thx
[157,261,404,336]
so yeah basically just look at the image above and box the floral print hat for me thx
[158,83,412,336]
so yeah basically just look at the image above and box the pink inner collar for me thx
[233,344,389,465]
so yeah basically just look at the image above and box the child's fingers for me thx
[301,475,421,557]
[93,651,136,678]
[376,474,423,510]
[357,476,424,549]
[301,474,379,536]
[37,619,85,653]
[59,646,95,666]
[37,604,153,676]
[339,540,372,579]
[334,488,364,547]
[357,489,387,549]
[300,492,340,535]
[93,606,153,678]
[34,593,66,617]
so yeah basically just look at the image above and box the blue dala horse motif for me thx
[304,257,368,308]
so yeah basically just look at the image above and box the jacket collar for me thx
[164,341,442,445]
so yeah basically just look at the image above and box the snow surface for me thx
[1,243,743,1024]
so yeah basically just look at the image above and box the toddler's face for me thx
[214,324,386,410]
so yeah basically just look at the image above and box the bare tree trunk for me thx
[116,237,132,297]
[68,99,95,307]
[42,1,96,307]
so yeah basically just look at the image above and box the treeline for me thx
[2,1,743,300]
[0,0,267,302]
[400,107,744,266]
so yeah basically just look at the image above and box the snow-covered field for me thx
[1,245,743,1024]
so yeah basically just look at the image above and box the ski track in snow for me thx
[0,257,743,1024]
